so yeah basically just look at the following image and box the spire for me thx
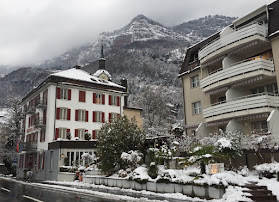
[99,37,105,70]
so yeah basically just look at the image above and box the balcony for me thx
[34,118,46,128]
[35,99,47,109]
[203,93,279,122]
[19,128,25,135]
[18,113,25,119]
[22,142,37,152]
[25,106,35,115]
[199,23,267,62]
[200,58,274,92]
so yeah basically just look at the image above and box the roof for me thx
[268,0,279,39]
[124,106,143,111]
[51,68,121,88]
[21,68,127,103]
[93,69,112,80]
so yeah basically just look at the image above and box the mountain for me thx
[173,15,237,44]
[0,14,235,127]
[38,14,191,70]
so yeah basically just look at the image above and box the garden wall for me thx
[83,175,225,199]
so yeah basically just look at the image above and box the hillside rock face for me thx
[0,14,235,126]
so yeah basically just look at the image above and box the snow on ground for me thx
[257,178,279,200]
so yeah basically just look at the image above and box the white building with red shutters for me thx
[17,47,128,181]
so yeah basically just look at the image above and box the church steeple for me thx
[99,39,105,70]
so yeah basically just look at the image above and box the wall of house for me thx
[54,84,124,139]
[182,70,210,129]
[123,108,143,129]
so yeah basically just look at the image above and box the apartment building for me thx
[16,47,133,180]
[179,1,279,145]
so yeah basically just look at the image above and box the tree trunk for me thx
[200,162,206,174]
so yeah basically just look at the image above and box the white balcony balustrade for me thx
[199,23,267,61]
[200,57,274,92]
[203,93,279,121]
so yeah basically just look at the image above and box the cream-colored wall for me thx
[271,37,279,89]
[123,109,143,129]
[182,70,210,127]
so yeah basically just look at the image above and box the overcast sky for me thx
[0,0,275,67]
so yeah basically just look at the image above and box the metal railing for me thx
[35,99,47,108]
[34,118,46,127]
[22,142,37,151]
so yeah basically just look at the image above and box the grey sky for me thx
[0,0,275,66]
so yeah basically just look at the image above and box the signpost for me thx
[208,163,224,174]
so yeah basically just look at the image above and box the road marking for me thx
[1,187,10,192]
[23,195,43,202]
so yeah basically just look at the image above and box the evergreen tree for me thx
[97,116,145,175]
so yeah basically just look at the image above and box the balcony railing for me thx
[25,106,35,114]
[19,128,25,134]
[199,23,267,61]
[200,57,274,90]
[34,118,46,128]
[35,99,47,109]
[22,142,37,151]
[18,113,25,119]
[203,93,279,119]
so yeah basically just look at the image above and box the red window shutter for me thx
[40,131,42,142]
[57,87,61,99]
[43,109,47,124]
[85,130,88,133]
[109,95,112,105]
[79,91,85,102]
[109,113,112,123]
[75,129,78,137]
[68,89,71,100]
[117,96,120,106]
[55,128,59,140]
[56,108,60,120]
[93,111,96,122]
[42,152,45,169]
[32,133,35,141]
[29,117,31,127]
[93,93,96,103]
[75,110,78,121]
[67,109,71,120]
[85,111,88,122]
[92,130,96,139]
[46,89,48,104]
[102,94,105,105]
[102,112,105,123]
[67,129,70,136]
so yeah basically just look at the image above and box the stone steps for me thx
[242,184,277,202]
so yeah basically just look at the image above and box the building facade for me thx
[179,1,279,145]
[17,49,131,180]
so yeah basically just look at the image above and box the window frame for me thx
[192,101,202,115]
[78,110,86,122]
[191,75,200,88]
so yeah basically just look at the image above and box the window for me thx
[60,108,68,120]
[191,75,200,88]
[251,83,278,95]
[93,111,104,123]
[78,110,86,121]
[57,88,71,100]
[93,93,105,104]
[189,51,199,63]
[77,129,86,139]
[192,101,201,115]
[59,128,67,139]
[79,91,86,102]
[109,113,120,122]
[251,121,268,134]
[65,150,95,166]
[109,95,120,106]
[92,130,99,139]
[40,128,45,142]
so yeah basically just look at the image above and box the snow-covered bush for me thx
[255,162,279,178]
[121,150,142,170]
[84,132,91,141]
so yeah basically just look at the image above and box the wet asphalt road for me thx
[0,178,116,202]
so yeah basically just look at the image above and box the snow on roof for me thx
[93,69,112,80]
[50,68,124,89]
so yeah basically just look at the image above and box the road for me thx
[0,178,117,202]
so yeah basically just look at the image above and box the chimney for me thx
[120,79,128,107]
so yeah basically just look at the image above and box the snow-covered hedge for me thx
[255,162,279,174]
